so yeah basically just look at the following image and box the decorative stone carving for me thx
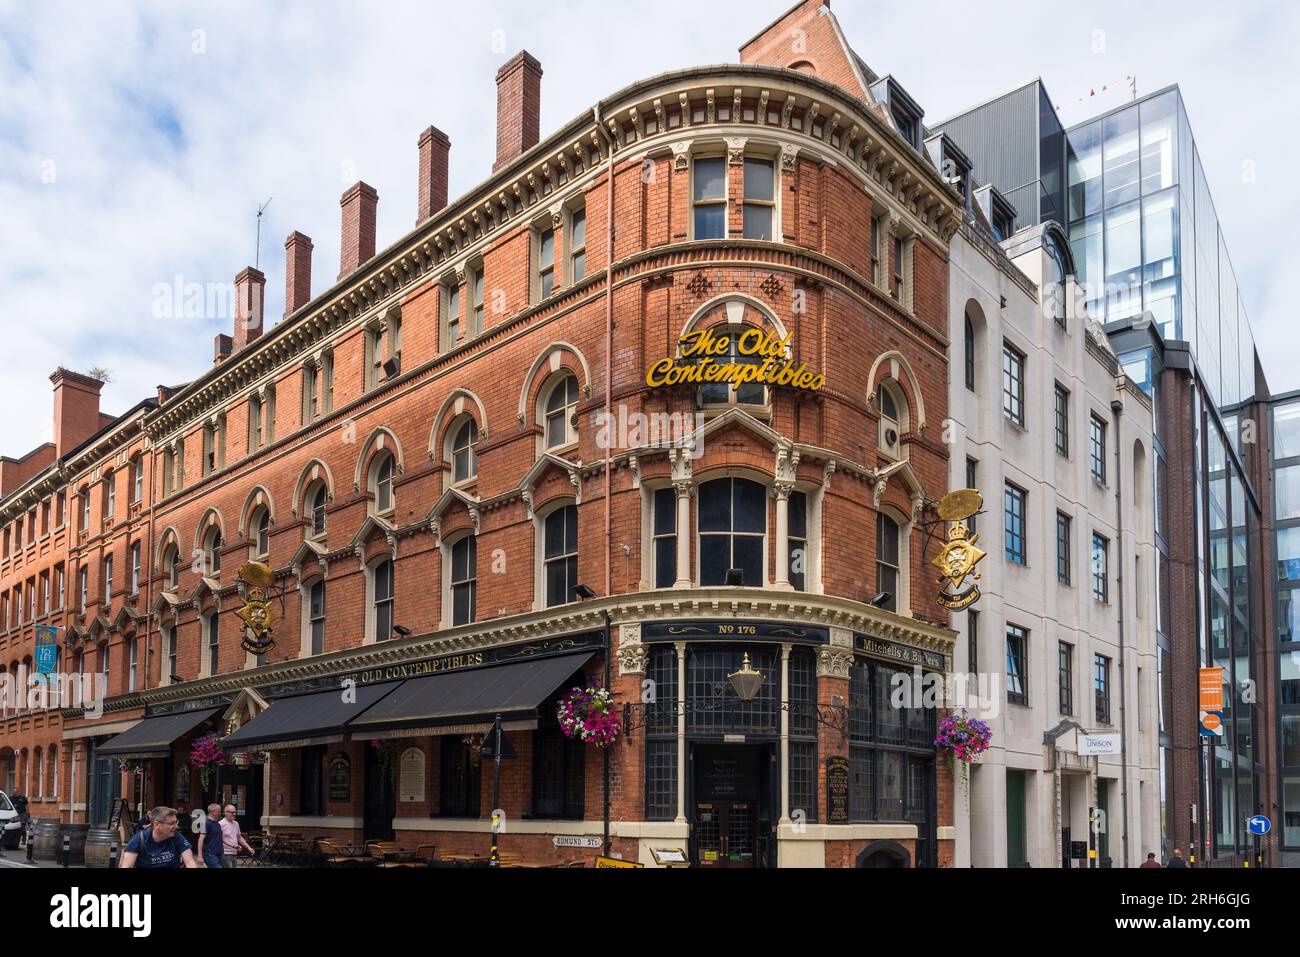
[671,142,690,172]
[829,626,853,649]
[816,648,853,679]
[780,143,799,172]
[617,622,646,676]
[727,137,747,165]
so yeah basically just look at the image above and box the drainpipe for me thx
[1111,396,1130,869]
[593,104,616,858]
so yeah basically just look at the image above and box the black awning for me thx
[346,651,596,735]
[221,680,403,751]
[96,708,222,758]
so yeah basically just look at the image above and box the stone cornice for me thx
[62,587,953,720]
[142,65,962,441]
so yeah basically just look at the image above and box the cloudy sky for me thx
[1,0,1295,454]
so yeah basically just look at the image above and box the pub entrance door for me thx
[363,744,396,841]
[690,743,773,868]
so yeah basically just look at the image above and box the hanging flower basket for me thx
[557,686,622,749]
[119,758,147,777]
[370,740,401,775]
[191,733,227,793]
[934,711,992,767]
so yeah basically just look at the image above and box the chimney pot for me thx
[417,127,451,225]
[494,51,543,173]
[339,181,379,279]
[285,231,314,316]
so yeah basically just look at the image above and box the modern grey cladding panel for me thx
[934,82,1045,226]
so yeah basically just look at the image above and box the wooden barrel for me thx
[31,820,61,861]
[84,827,121,868]
[59,823,90,866]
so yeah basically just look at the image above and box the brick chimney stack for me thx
[50,368,105,456]
[233,266,266,351]
[494,51,542,173]
[417,127,451,225]
[339,181,379,279]
[285,231,314,316]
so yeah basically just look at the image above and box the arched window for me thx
[450,536,476,625]
[48,744,57,800]
[543,506,578,607]
[306,482,328,538]
[250,507,270,560]
[878,381,907,461]
[371,453,395,515]
[699,327,766,407]
[699,478,766,587]
[34,747,43,798]
[543,375,579,450]
[875,513,901,613]
[163,544,180,590]
[371,559,395,642]
[451,419,478,484]
[964,313,976,392]
[203,528,222,576]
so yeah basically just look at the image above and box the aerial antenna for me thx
[255,197,273,270]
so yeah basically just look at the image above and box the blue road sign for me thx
[1246,815,1271,836]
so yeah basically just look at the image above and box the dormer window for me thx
[870,76,925,151]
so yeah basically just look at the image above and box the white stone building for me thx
[946,211,1161,868]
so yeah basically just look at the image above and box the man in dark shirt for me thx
[120,806,197,868]
[1166,847,1189,869]
[197,803,224,869]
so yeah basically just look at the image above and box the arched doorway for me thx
[856,840,910,868]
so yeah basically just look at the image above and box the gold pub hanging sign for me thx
[932,490,987,610]
[235,562,278,655]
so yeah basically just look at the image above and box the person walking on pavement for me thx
[220,804,255,868]
[1167,847,1188,868]
[120,806,197,868]
[1140,852,1161,869]
[197,803,223,869]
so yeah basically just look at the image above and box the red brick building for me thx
[8,0,967,867]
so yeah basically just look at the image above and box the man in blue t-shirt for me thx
[120,806,197,868]
[196,803,224,868]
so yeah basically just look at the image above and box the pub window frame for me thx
[697,477,767,588]
[532,687,585,820]
[651,487,678,589]
[542,503,579,609]
[691,154,727,241]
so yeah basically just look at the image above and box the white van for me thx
[0,791,22,849]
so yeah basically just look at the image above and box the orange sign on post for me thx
[1199,667,1224,711]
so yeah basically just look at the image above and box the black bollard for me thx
[62,833,70,868]
[109,840,118,869]
[26,824,33,863]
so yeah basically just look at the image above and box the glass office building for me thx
[1271,395,1300,856]
[1066,88,1257,410]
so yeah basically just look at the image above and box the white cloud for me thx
[0,0,1294,457]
